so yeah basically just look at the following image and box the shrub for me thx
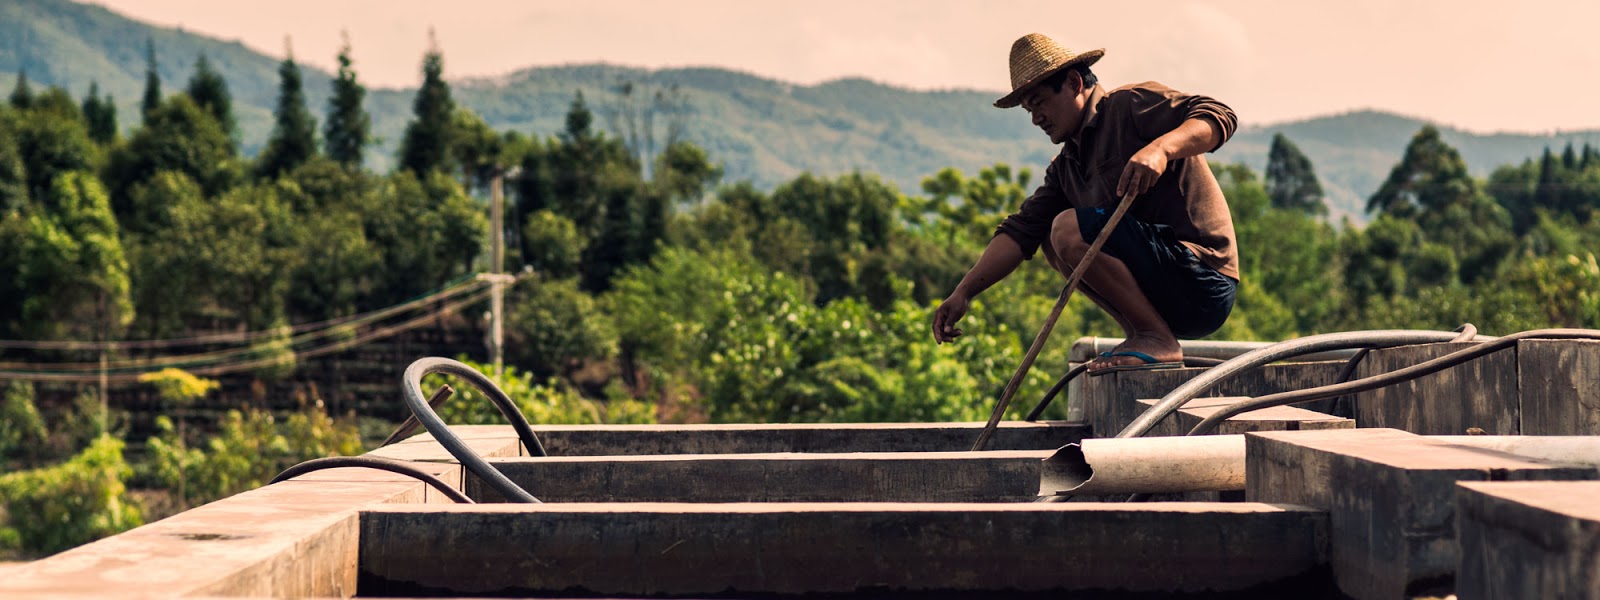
[0,435,142,556]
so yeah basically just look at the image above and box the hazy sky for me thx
[85,0,1600,133]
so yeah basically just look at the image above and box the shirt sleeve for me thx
[1121,82,1238,152]
[993,157,1070,260]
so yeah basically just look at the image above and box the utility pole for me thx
[489,168,506,377]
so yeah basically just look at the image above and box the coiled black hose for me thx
[269,456,475,504]
[402,357,542,503]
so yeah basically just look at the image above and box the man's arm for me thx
[932,234,1026,344]
[1117,116,1224,197]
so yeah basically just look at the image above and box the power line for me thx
[0,285,500,384]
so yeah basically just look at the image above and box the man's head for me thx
[994,33,1104,144]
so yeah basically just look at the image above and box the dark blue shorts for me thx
[1074,206,1237,339]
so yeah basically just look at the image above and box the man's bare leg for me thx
[1049,210,1181,372]
[1042,238,1138,337]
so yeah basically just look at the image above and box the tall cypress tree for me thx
[255,45,318,179]
[323,33,370,168]
[398,31,456,175]
[141,38,161,122]
[1263,132,1326,215]
[185,54,237,148]
[81,82,119,144]
[8,71,32,109]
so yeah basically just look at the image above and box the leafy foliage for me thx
[0,435,142,556]
[143,406,363,508]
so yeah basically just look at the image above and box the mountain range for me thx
[5,0,1600,223]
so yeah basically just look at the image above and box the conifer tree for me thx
[323,33,370,168]
[398,31,456,175]
[8,71,32,109]
[255,44,318,180]
[185,54,237,147]
[141,38,162,122]
[81,82,119,144]
[1263,132,1326,215]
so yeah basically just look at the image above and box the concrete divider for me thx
[1353,339,1600,435]
[387,421,1090,455]
[1246,428,1599,600]
[467,451,1052,502]
[1455,481,1600,599]
[1079,361,1346,440]
[358,502,1333,597]
[1137,396,1354,437]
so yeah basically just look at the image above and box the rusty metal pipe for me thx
[1039,435,1245,496]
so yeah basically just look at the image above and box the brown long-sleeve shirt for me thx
[995,81,1241,280]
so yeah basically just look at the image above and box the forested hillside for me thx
[5,0,1599,216]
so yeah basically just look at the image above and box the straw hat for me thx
[994,33,1104,109]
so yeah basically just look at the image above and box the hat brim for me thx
[994,49,1104,109]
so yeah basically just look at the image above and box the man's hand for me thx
[1117,142,1169,198]
[932,293,969,344]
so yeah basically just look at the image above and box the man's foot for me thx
[1087,335,1182,374]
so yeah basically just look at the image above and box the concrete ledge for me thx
[1246,429,1599,600]
[358,502,1332,597]
[1456,481,1600,600]
[1080,362,1346,439]
[1137,397,1354,437]
[468,451,1050,502]
[0,479,423,597]
[396,421,1090,455]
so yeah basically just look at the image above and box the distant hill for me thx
[6,0,1600,223]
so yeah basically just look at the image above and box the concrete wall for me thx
[519,421,1089,455]
[1354,339,1600,435]
[1079,361,1346,438]
[359,502,1332,597]
[1246,429,1599,600]
[1456,481,1600,600]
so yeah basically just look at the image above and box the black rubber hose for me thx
[1117,329,1493,439]
[269,456,475,504]
[1023,356,1228,422]
[402,357,542,503]
[380,384,454,447]
[1186,328,1600,437]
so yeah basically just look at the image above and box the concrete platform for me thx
[393,421,1090,455]
[357,502,1333,598]
[1456,481,1600,600]
[1137,396,1354,437]
[467,451,1053,503]
[1079,361,1346,439]
[1246,428,1599,600]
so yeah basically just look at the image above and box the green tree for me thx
[397,34,456,175]
[14,172,133,341]
[1366,125,1512,284]
[12,92,96,201]
[0,435,141,556]
[255,50,318,179]
[365,170,484,304]
[1264,132,1326,215]
[8,71,32,109]
[506,276,617,380]
[105,95,238,223]
[323,34,370,168]
[184,54,237,148]
[141,38,161,122]
[80,82,118,145]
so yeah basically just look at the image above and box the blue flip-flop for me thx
[1087,350,1183,376]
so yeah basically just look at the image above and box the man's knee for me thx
[1050,210,1086,260]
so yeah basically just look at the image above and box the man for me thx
[931,33,1240,374]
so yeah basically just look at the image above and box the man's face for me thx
[1019,74,1085,145]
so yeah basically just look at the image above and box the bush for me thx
[421,357,652,426]
[143,406,363,508]
[0,435,142,556]
[0,381,48,465]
